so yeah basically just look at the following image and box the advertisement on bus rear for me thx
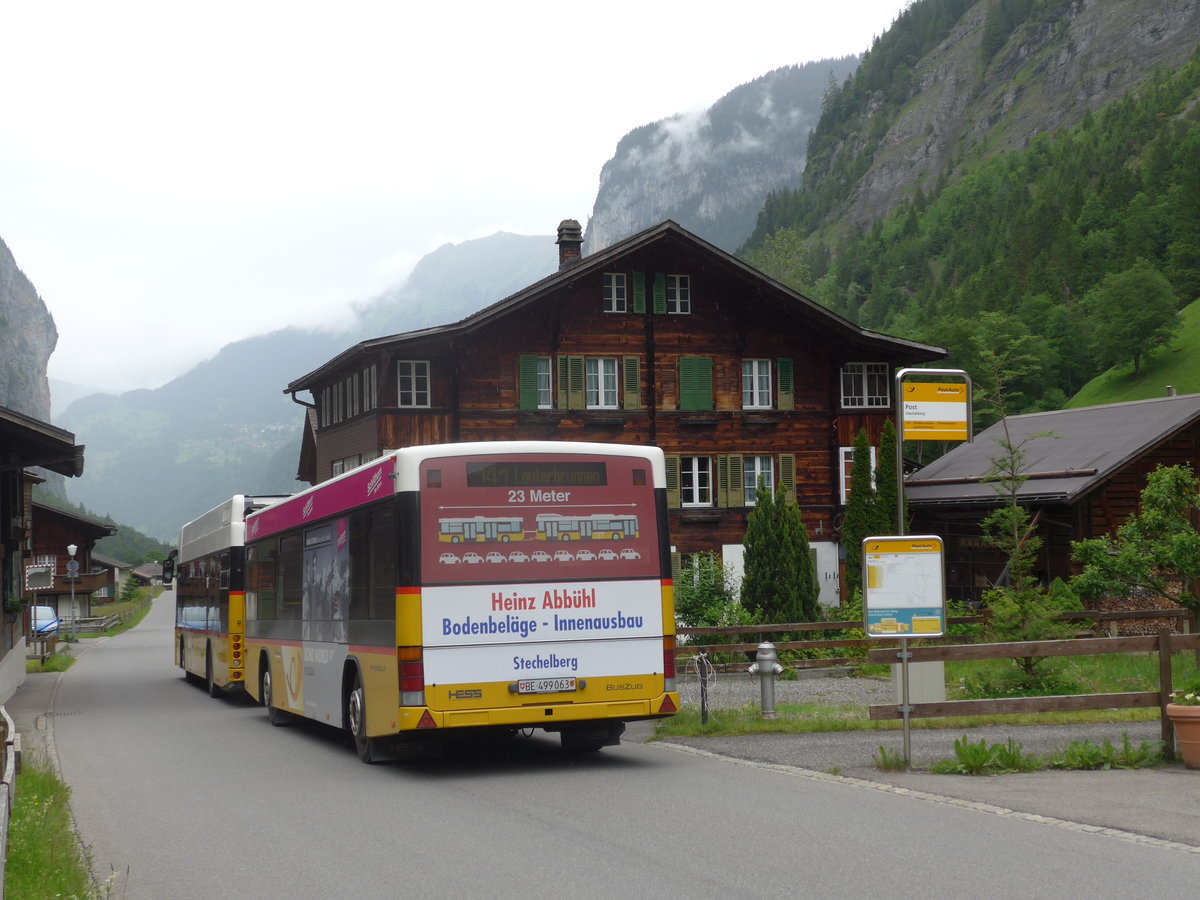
[419,453,661,585]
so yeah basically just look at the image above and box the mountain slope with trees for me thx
[741,0,1200,422]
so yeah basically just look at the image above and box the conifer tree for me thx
[742,481,820,624]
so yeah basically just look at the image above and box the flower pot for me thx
[1166,703,1200,769]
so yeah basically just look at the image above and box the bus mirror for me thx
[162,551,176,585]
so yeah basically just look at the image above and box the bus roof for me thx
[245,441,666,543]
[178,494,290,564]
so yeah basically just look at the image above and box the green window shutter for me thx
[678,357,714,411]
[632,272,646,314]
[727,454,745,507]
[777,357,795,411]
[779,453,796,504]
[665,454,681,509]
[653,273,667,314]
[518,355,539,410]
[622,356,640,410]
[716,455,730,509]
[670,551,682,584]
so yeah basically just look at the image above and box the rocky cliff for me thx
[0,236,55,419]
[835,0,1200,230]
[585,58,858,254]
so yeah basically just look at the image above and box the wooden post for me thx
[1160,627,1175,760]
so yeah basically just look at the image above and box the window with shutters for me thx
[743,456,774,505]
[840,445,877,504]
[742,359,772,409]
[397,360,431,407]
[602,273,627,313]
[586,358,619,409]
[678,357,714,411]
[680,456,712,507]
[666,274,691,314]
[841,362,890,408]
[518,356,553,410]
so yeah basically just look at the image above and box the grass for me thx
[1068,296,1200,407]
[655,651,1199,739]
[26,650,75,674]
[4,755,97,899]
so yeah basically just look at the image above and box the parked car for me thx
[507,550,530,563]
[574,549,596,561]
[618,548,641,560]
[462,552,484,564]
[530,550,552,563]
[439,552,461,565]
[553,550,574,562]
[485,551,506,563]
[31,605,61,635]
[597,548,618,561]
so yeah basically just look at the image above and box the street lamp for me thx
[66,543,78,642]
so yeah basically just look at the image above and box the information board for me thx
[863,535,946,638]
[900,382,969,441]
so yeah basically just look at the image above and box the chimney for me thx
[556,219,584,270]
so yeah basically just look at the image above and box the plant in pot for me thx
[1167,675,1200,769]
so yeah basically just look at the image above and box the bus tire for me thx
[205,645,221,698]
[262,662,289,727]
[348,670,379,764]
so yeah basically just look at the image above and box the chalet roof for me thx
[285,220,945,394]
[91,552,133,570]
[33,501,118,538]
[0,405,84,477]
[904,393,1200,507]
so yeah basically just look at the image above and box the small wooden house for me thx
[905,392,1200,604]
[284,220,945,602]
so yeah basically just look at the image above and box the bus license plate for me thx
[518,677,576,694]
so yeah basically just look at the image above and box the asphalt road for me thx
[37,595,1200,898]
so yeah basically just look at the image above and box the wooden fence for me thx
[675,608,1195,673]
[865,629,1200,760]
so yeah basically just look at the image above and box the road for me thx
[50,594,1200,898]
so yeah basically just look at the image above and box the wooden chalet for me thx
[905,392,1200,604]
[0,404,85,702]
[284,220,944,603]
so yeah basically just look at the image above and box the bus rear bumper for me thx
[397,692,680,732]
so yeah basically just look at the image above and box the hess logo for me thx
[449,689,482,700]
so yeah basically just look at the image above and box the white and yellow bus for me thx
[169,494,287,696]
[240,441,679,762]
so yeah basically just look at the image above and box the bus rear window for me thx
[465,461,607,488]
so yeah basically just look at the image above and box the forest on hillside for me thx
[742,2,1200,424]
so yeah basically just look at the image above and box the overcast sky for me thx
[1,1,910,398]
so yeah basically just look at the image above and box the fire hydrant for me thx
[747,641,784,719]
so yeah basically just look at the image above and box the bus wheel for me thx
[262,663,289,727]
[348,671,379,764]
[205,646,220,698]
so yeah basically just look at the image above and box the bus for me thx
[170,494,288,696]
[534,512,640,541]
[241,441,679,761]
[437,515,526,543]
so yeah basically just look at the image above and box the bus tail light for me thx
[663,635,677,691]
[399,646,425,706]
[231,635,243,667]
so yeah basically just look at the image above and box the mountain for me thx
[741,0,1200,419]
[55,232,556,541]
[0,235,55,420]
[584,58,858,255]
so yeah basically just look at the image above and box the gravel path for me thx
[676,669,897,711]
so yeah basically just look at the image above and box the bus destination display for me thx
[466,461,607,488]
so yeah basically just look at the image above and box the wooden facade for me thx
[286,221,944,599]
